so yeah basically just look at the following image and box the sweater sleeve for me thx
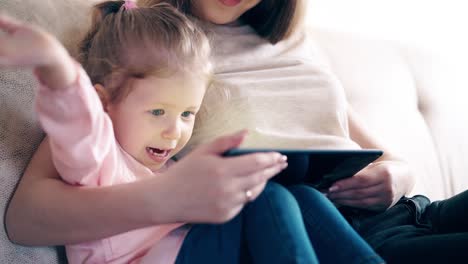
[34,65,116,186]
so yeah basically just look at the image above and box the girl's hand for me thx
[159,130,288,223]
[326,160,414,211]
[0,14,76,89]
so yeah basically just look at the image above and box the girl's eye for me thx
[151,109,165,116]
[181,111,194,118]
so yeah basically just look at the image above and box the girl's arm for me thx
[36,64,117,186]
[6,133,288,246]
[327,105,415,211]
[0,15,115,186]
[5,137,165,246]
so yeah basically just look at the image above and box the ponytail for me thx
[78,1,126,69]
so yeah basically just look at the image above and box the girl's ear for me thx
[94,84,110,111]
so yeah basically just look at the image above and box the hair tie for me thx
[122,0,137,10]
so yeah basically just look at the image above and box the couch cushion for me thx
[0,1,95,263]
[0,69,65,263]
[403,47,468,197]
[310,28,468,201]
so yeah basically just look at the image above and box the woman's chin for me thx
[206,14,239,25]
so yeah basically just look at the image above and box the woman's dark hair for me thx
[78,0,211,103]
[160,0,305,44]
[242,0,305,44]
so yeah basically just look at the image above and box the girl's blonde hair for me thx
[78,0,211,102]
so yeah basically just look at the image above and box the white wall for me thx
[307,0,468,59]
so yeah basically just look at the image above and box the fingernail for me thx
[281,155,287,162]
[281,162,288,169]
[329,185,339,192]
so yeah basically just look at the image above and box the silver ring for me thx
[245,189,253,202]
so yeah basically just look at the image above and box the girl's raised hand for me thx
[159,130,288,223]
[0,14,76,89]
[0,14,62,67]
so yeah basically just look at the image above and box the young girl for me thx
[1,1,384,264]
[2,1,214,263]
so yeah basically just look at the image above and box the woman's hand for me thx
[158,130,288,223]
[326,159,414,211]
[341,105,415,211]
[6,131,287,246]
[0,14,76,89]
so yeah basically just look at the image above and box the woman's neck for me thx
[202,19,253,36]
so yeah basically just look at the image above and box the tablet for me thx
[224,148,383,190]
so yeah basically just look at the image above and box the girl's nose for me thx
[162,119,181,140]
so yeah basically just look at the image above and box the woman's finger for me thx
[330,196,384,210]
[230,180,267,206]
[229,162,286,206]
[196,130,248,155]
[244,180,267,203]
[238,161,287,190]
[228,152,287,177]
[327,183,382,200]
[328,169,381,193]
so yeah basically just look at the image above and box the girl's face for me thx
[191,0,262,25]
[106,73,206,172]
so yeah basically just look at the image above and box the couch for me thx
[1,0,468,263]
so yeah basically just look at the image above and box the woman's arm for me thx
[326,106,415,211]
[5,137,165,246]
[6,132,287,246]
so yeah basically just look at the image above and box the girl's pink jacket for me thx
[34,66,186,264]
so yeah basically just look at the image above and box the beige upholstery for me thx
[0,1,96,263]
[1,0,467,263]
[310,30,468,200]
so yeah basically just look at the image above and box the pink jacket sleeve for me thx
[34,65,116,186]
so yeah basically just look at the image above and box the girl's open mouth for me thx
[146,147,171,162]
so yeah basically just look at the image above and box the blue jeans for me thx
[288,185,383,264]
[175,182,383,264]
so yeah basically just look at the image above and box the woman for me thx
[4,1,386,263]
[8,0,466,263]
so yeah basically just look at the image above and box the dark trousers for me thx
[341,190,468,264]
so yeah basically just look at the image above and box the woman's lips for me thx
[219,0,241,7]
